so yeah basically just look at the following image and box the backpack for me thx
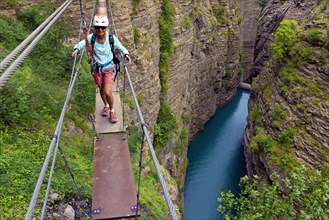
[90,33,120,80]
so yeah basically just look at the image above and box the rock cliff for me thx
[243,0,329,181]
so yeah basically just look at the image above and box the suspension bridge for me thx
[0,0,178,219]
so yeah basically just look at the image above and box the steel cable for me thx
[38,0,98,218]
[123,64,178,220]
[25,0,97,217]
[25,68,79,220]
[0,0,73,90]
[0,0,71,73]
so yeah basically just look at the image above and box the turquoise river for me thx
[184,89,250,219]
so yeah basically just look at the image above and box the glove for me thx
[124,54,131,62]
[72,48,79,58]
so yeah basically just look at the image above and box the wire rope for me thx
[42,0,98,218]
[123,64,178,220]
[0,0,73,90]
[0,0,71,73]
[25,0,97,218]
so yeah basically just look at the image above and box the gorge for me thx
[0,0,328,218]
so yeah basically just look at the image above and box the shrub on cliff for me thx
[271,20,300,61]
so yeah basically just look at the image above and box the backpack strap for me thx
[109,34,114,51]
[91,33,97,53]
[108,34,121,77]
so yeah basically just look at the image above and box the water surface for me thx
[184,90,250,219]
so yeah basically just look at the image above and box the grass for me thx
[0,4,95,218]
[127,125,169,218]
[155,0,178,150]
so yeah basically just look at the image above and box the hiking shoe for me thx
[110,111,118,123]
[102,106,110,117]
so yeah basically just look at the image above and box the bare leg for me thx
[99,85,108,106]
[102,82,118,123]
[102,83,114,110]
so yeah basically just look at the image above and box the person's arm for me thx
[72,34,93,57]
[112,35,131,62]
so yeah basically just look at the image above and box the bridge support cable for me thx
[136,126,146,218]
[43,1,100,218]
[25,1,98,215]
[58,145,83,197]
[106,0,127,133]
[0,0,71,73]
[123,64,178,220]
[24,0,100,218]
[41,136,61,220]
[25,66,81,219]
[0,0,73,90]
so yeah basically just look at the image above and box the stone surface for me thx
[63,205,75,220]
[243,0,329,181]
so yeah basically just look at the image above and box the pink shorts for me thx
[92,66,116,86]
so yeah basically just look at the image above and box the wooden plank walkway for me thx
[91,86,138,219]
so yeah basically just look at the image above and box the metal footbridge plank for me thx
[92,134,137,219]
[92,85,138,219]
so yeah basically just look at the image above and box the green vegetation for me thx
[1,0,19,9]
[154,101,177,149]
[174,127,188,155]
[154,0,178,150]
[127,126,169,219]
[249,107,262,122]
[271,20,300,61]
[0,5,95,219]
[0,15,28,58]
[213,7,229,25]
[280,84,288,95]
[305,28,322,45]
[289,42,313,64]
[278,127,297,145]
[158,0,174,96]
[219,166,329,219]
[137,93,145,105]
[133,27,141,44]
[270,105,288,128]
[250,127,275,153]
[132,0,142,13]
[262,83,273,98]
[17,6,43,31]
[258,0,269,8]
[181,16,191,30]
[219,3,329,219]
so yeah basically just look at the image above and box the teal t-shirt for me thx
[74,32,129,70]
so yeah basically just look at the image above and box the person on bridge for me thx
[72,13,131,123]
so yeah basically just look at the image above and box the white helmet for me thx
[93,14,109,27]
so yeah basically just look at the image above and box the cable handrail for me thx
[0,0,71,73]
[123,64,178,220]
[39,0,98,218]
[0,0,73,90]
